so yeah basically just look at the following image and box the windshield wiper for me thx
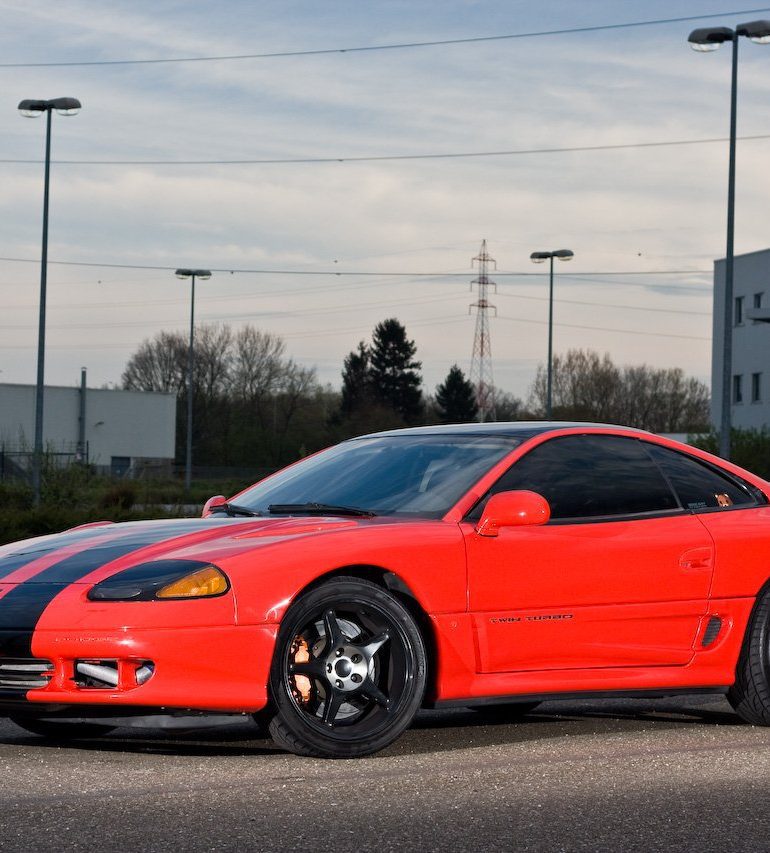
[267,503,376,518]
[215,502,262,518]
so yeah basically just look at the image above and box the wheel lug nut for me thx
[335,679,343,689]
[351,654,362,663]
[351,673,362,683]
[326,664,332,673]
[336,648,343,657]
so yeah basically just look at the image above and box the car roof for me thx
[350,421,652,442]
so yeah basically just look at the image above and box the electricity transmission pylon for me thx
[469,239,497,422]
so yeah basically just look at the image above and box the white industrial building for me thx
[0,379,176,477]
[711,248,770,430]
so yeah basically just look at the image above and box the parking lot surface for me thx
[1,695,769,852]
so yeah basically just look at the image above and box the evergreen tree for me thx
[340,341,372,417]
[435,365,478,423]
[369,319,424,424]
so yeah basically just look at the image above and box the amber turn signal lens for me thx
[155,566,229,599]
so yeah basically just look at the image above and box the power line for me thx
[561,274,710,291]
[0,277,410,310]
[0,255,710,276]
[0,315,471,349]
[0,9,767,68]
[0,311,711,348]
[0,292,470,331]
[496,291,711,316]
[2,285,710,316]
[2,133,769,166]
[496,315,710,342]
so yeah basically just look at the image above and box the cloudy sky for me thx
[1,1,770,402]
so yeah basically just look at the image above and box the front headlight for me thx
[88,559,230,602]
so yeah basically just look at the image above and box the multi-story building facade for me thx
[711,248,770,430]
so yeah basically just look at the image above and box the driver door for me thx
[464,434,714,673]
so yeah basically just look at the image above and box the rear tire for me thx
[266,576,427,758]
[728,587,770,725]
[8,715,116,739]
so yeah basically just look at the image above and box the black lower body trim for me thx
[429,686,729,709]
[0,701,245,718]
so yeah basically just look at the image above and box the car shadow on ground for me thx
[377,696,744,757]
[0,694,746,760]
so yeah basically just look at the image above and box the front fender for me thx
[218,520,467,625]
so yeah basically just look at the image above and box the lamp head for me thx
[737,20,770,43]
[530,252,550,264]
[176,268,211,280]
[688,26,734,51]
[554,249,574,261]
[51,97,81,116]
[18,97,81,117]
[18,99,46,117]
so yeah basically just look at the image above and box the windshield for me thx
[234,435,519,519]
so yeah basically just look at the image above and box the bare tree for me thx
[121,323,328,467]
[493,389,526,422]
[231,327,287,402]
[528,349,710,432]
[121,330,187,393]
[193,324,233,400]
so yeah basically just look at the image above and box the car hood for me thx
[0,515,369,586]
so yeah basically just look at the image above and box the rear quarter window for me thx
[645,444,764,511]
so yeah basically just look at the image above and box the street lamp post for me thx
[175,269,211,491]
[530,249,574,419]
[688,20,770,460]
[18,97,81,505]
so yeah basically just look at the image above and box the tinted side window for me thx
[646,444,760,511]
[476,435,679,521]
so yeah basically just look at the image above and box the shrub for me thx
[690,428,770,480]
[98,483,137,511]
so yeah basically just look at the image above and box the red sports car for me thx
[2,422,770,757]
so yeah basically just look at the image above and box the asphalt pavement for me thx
[1,695,769,852]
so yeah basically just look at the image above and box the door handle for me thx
[679,547,713,571]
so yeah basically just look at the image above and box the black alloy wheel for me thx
[266,576,427,757]
[8,715,116,739]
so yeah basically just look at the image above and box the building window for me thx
[754,292,764,309]
[111,456,131,477]
[752,373,762,403]
[735,296,744,325]
[733,374,743,404]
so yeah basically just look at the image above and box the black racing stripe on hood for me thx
[0,534,201,657]
[27,532,196,585]
[0,519,223,585]
[0,529,131,582]
[0,552,52,582]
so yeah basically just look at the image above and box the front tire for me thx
[266,576,427,758]
[728,587,770,725]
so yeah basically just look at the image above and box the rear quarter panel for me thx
[698,506,770,598]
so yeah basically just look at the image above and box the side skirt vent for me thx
[701,616,723,648]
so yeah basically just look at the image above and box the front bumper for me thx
[0,624,278,714]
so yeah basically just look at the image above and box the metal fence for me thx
[0,445,274,485]
[0,444,84,483]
